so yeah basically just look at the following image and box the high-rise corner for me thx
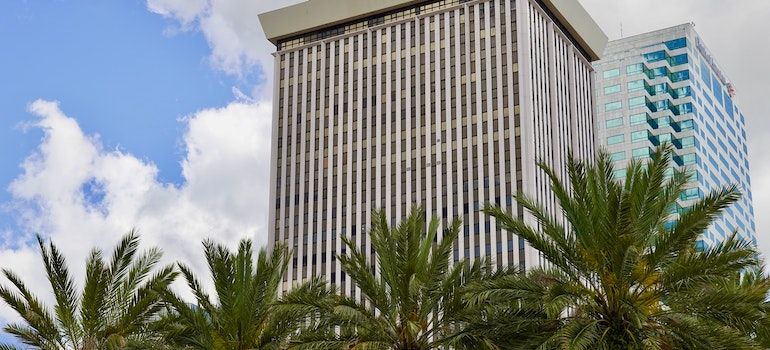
[259,0,607,295]
[593,23,756,250]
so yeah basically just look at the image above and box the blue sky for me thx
[0,0,242,193]
[0,0,292,337]
[0,0,769,343]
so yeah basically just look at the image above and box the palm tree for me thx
[162,238,322,350]
[0,230,177,349]
[478,144,770,349]
[290,206,494,350]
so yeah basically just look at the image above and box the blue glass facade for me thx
[594,24,756,249]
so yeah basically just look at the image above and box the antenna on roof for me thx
[620,22,624,38]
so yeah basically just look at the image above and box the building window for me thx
[609,151,626,161]
[685,170,699,182]
[669,53,688,66]
[631,130,649,143]
[656,133,672,144]
[643,50,666,63]
[653,116,671,129]
[604,84,621,95]
[603,68,620,78]
[677,119,695,131]
[647,66,667,79]
[674,136,695,149]
[605,117,623,128]
[613,169,626,179]
[651,100,670,112]
[629,96,646,109]
[676,102,694,115]
[648,83,667,96]
[605,101,622,111]
[626,63,644,75]
[677,153,697,166]
[672,86,691,99]
[665,37,687,50]
[607,135,625,145]
[629,113,647,125]
[627,80,644,92]
[670,69,690,82]
[680,187,701,201]
[632,147,651,159]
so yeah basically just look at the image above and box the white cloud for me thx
[0,247,45,334]
[146,0,301,95]
[1,0,295,332]
[146,0,208,28]
[0,99,273,323]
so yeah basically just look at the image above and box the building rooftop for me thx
[259,0,607,60]
[600,23,735,94]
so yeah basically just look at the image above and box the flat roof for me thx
[259,0,607,60]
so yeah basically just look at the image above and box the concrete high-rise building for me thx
[259,0,606,294]
[594,24,756,249]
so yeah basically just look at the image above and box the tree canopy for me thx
[479,145,770,349]
[0,230,176,350]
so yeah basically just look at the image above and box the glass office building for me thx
[594,23,755,249]
[259,0,607,294]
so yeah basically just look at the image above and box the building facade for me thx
[260,0,606,294]
[594,24,756,249]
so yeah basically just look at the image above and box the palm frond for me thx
[474,145,768,349]
[36,235,80,345]
[0,231,176,349]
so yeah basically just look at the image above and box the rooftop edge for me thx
[259,0,607,61]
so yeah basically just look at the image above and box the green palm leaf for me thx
[163,239,323,350]
[296,205,500,350]
[479,144,770,349]
[0,230,177,349]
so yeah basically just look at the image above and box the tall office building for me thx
[594,23,756,249]
[259,0,606,293]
